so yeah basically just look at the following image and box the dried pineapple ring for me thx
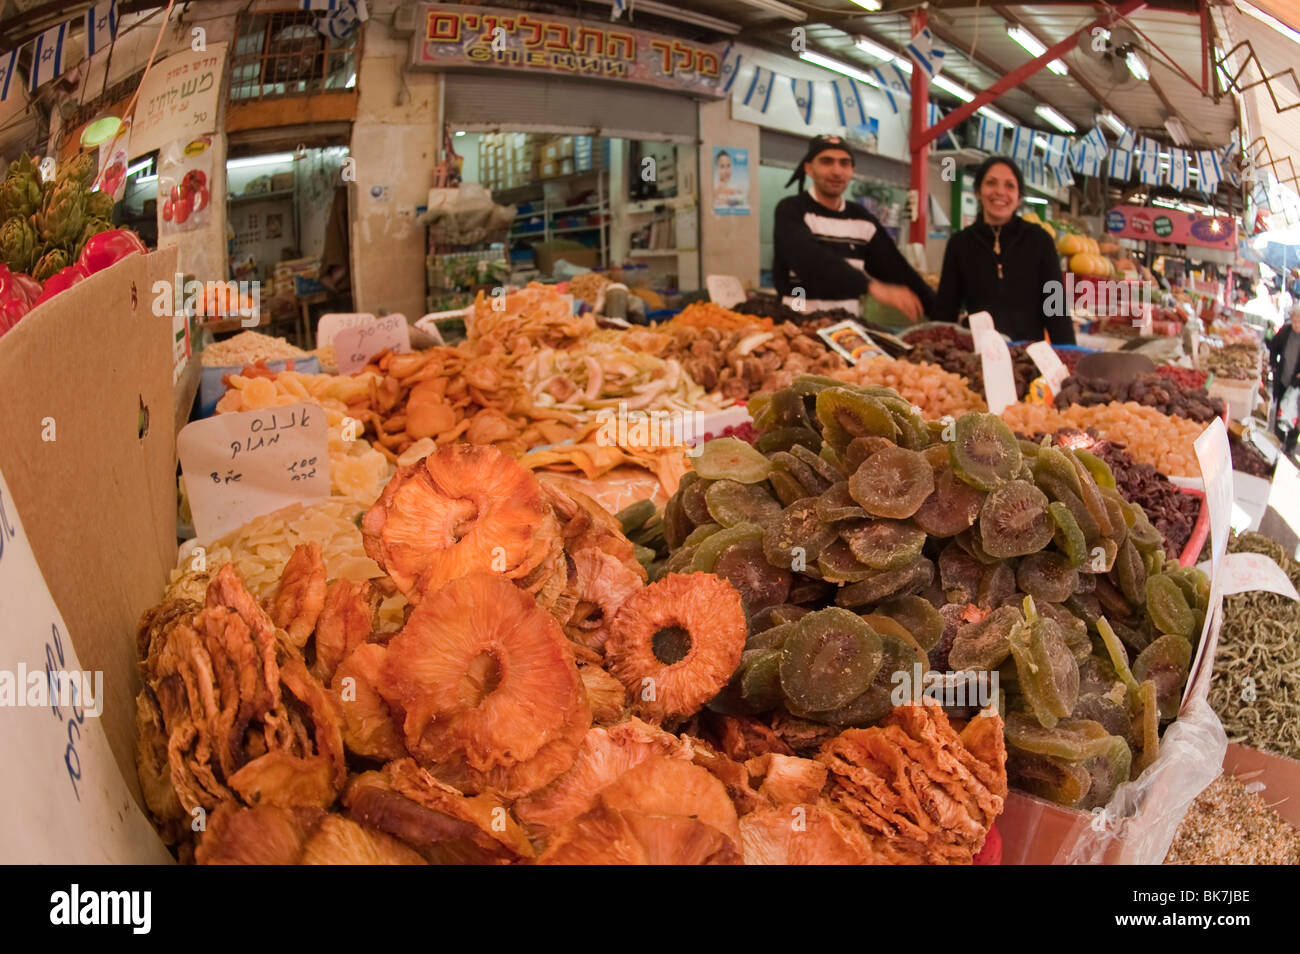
[361,443,556,599]
[604,572,746,723]
[380,572,589,797]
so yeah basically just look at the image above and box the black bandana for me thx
[785,134,854,189]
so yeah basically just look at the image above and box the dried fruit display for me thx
[1053,372,1223,423]
[1155,365,1209,391]
[202,330,307,367]
[1229,430,1273,478]
[1198,342,1262,381]
[1001,401,1205,477]
[832,356,987,419]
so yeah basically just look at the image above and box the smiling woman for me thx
[934,156,1076,344]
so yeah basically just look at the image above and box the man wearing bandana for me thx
[773,134,934,320]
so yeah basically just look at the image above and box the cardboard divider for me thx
[0,248,180,799]
[1223,743,1300,828]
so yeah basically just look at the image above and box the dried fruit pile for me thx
[1199,342,1262,381]
[1229,431,1273,478]
[832,356,987,419]
[659,377,1209,811]
[139,442,1004,864]
[1002,401,1205,477]
[1155,365,1209,391]
[1053,372,1224,423]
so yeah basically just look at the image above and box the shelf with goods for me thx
[500,168,610,272]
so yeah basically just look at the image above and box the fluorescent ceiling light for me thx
[135,175,157,186]
[1165,118,1189,145]
[1006,25,1068,75]
[1125,51,1149,81]
[1238,2,1300,46]
[799,51,881,88]
[227,152,295,169]
[854,36,897,62]
[736,0,806,22]
[345,72,356,88]
[618,1,739,34]
[932,75,974,102]
[978,105,1017,127]
[126,159,152,177]
[454,130,466,137]
[1035,105,1076,133]
[849,0,883,9]
[1097,111,1126,136]
[1024,196,1049,205]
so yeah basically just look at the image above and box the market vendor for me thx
[934,156,1076,344]
[772,134,933,320]
[1268,303,1300,453]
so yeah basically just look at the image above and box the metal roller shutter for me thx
[759,129,909,187]
[445,74,698,143]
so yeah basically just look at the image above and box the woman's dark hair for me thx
[715,150,731,164]
[973,155,1024,196]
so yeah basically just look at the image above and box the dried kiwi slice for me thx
[789,443,845,487]
[713,537,793,614]
[683,522,723,547]
[808,624,928,727]
[771,450,834,497]
[977,562,1017,609]
[739,648,785,711]
[747,606,810,636]
[1069,453,1114,537]
[843,435,895,474]
[1008,749,1092,808]
[746,619,799,652]
[1039,602,1091,661]
[1125,503,1164,554]
[1113,538,1147,606]
[1050,501,1088,567]
[665,545,698,575]
[1032,446,1082,497]
[779,608,884,712]
[691,524,763,572]
[879,595,944,652]
[815,388,897,451]
[1145,574,1196,638]
[755,426,821,455]
[913,466,986,538]
[1072,692,1135,742]
[939,543,985,604]
[1008,598,1080,729]
[615,500,657,537]
[1017,551,1079,604]
[1101,493,1129,546]
[1074,448,1117,491]
[816,538,876,584]
[767,468,809,507]
[834,557,934,608]
[762,498,839,569]
[1132,633,1193,720]
[820,443,847,475]
[948,413,1022,491]
[956,527,999,565]
[756,388,813,431]
[815,482,869,523]
[838,519,926,570]
[1004,711,1116,760]
[664,488,692,549]
[693,437,774,483]
[847,445,934,519]
[705,479,783,528]
[948,604,1022,671]
[1080,736,1132,810]
[680,476,714,525]
[979,480,1054,559]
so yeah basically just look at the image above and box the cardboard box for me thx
[534,240,598,275]
[270,171,294,192]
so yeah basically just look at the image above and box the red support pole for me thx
[909,8,929,247]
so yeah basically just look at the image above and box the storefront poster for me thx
[411,4,725,97]
[131,42,227,157]
[1106,204,1237,251]
[844,120,879,153]
[96,126,130,202]
[157,137,214,236]
[712,147,749,215]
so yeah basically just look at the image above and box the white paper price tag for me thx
[706,275,747,309]
[1026,340,1070,395]
[1183,418,1234,707]
[1197,552,1299,600]
[0,468,170,863]
[334,314,412,374]
[315,312,376,349]
[968,311,996,346]
[178,402,330,542]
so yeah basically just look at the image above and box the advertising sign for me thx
[1105,205,1237,251]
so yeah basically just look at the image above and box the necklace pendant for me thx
[997,263,1004,279]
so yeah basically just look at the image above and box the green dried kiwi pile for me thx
[652,377,1210,811]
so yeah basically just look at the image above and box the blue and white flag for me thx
[890,62,912,96]
[315,0,367,39]
[611,0,627,20]
[1110,148,1133,180]
[1010,125,1034,165]
[1169,148,1190,190]
[1044,134,1072,174]
[1071,141,1102,178]
[928,102,959,149]
[29,22,67,92]
[906,28,945,78]
[0,49,16,102]
[832,78,867,128]
[872,67,899,113]
[976,115,1004,153]
[302,0,338,9]
[85,1,117,57]
[790,77,814,125]
[1051,165,1075,189]
[720,45,742,94]
[1116,126,1136,153]
[1080,126,1108,162]
[1196,149,1223,193]
[1137,137,1162,185]
[743,66,775,113]
[1025,158,1048,191]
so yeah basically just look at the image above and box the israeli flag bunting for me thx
[29,22,67,92]
[1110,148,1133,180]
[1137,137,1162,185]
[1071,141,1102,178]
[1081,126,1108,161]
[906,28,946,78]
[890,62,912,96]
[1044,134,1072,174]
[1116,126,1137,153]
[791,77,814,125]
[1010,125,1035,165]
[302,0,338,9]
[611,0,627,20]
[720,46,742,94]
[1196,149,1223,193]
[314,0,368,40]
[928,103,959,149]
[744,66,775,113]
[1025,158,1048,191]
[976,115,1004,153]
[832,78,867,128]
[85,1,117,57]
[1052,165,1075,189]
[1169,148,1190,190]
[0,49,15,102]
[872,67,898,113]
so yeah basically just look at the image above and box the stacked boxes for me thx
[476,134,607,190]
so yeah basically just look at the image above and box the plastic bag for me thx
[158,136,214,236]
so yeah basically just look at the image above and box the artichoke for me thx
[33,179,85,249]
[32,247,70,282]
[0,215,37,273]
[84,189,115,221]
[6,154,40,180]
[0,172,42,221]
[57,152,96,190]
[75,217,113,258]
